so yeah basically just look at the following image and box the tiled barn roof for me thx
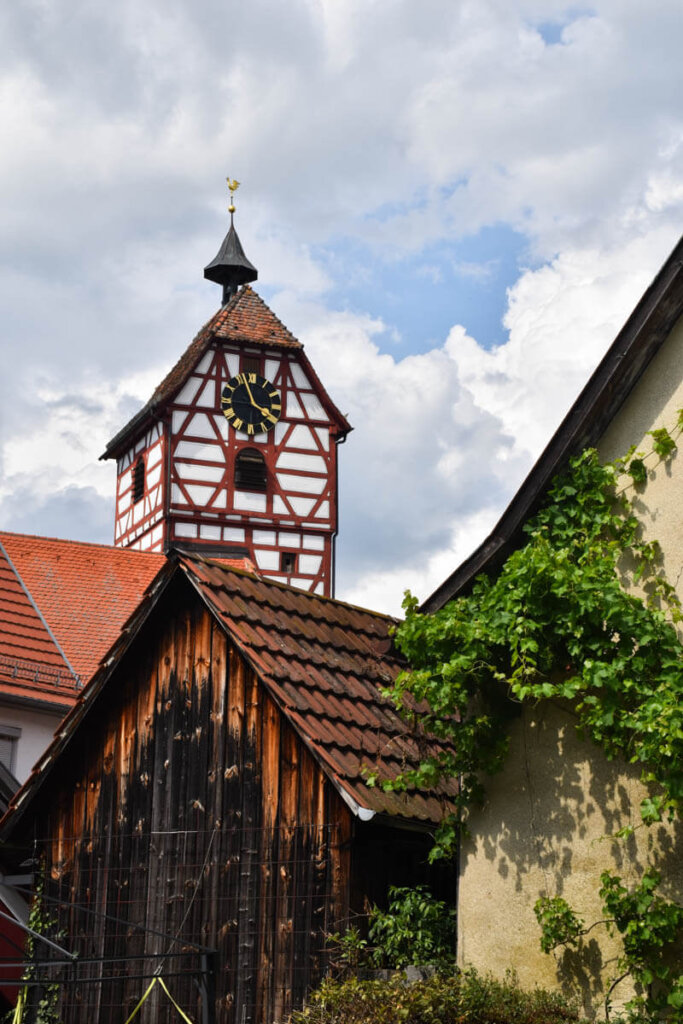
[3,554,457,831]
[0,532,165,684]
[180,556,458,823]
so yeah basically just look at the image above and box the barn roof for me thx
[0,532,165,685]
[102,285,351,459]
[423,231,683,613]
[2,554,457,836]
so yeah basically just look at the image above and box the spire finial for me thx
[204,178,257,305]
[227,177,240,217]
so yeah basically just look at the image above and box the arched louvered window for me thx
[132,457,145,504]
[234,448,267,491]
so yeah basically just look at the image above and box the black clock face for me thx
[221,373,282,435]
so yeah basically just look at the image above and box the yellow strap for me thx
[122,975,195,1024]
[157,976,196,1024]
[12,987,25,1024]
[122,978,157,1024]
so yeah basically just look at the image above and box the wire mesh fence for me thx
[2,822,344,1024]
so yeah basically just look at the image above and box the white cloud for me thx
[1,0,682,615]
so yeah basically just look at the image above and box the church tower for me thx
[102,186,350,597]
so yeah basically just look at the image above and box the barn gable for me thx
[0,557,455,1024]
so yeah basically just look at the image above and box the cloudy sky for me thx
[1,0,682,615]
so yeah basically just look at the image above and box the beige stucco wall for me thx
[458,311,683,1015]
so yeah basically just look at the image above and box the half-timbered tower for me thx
[102,218,350,597]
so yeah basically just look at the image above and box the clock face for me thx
[221,372,282,435]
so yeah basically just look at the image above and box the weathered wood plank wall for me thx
[28,580,351,1024]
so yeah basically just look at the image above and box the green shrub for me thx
[368,886,456,969]
[289,968,583,1024]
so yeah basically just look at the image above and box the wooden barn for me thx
[0,553,455,1024]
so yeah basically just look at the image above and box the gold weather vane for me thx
[227,178,240,214]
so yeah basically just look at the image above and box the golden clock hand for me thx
[243,377,268,416]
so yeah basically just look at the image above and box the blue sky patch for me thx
[312,224,529,355]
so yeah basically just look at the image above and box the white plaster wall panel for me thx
[299,554,322,574]
[290,577,310,589]
[119,468,132,494]
[274,422,289,445]
[314,582,325,595]
[185,413,216,439]
[175,441,225,462]
[234,490,267,512]
[118,491,131,513]
[175,376,202,405]
[153,486,162,507]
[277,452,327,473]
[253,530,276,546]
[303,534,325,550]
[196,351,213,374]
[151,524,163,543]
[213,416,229,441]
[172,410,189,434]
[290,363,312,389]
[115,521,123,541]
[175,462,224,483]
[147,465,162,489]
[279,532,301,547]
[139,534,152,551]
[265,358,280,381]
[123,511,132,532]
[135,438,145,454]
[186,484,216,506]
[315,500,330,518]
[171,483,188,505]
[286,393,305,419]
[147,447,162,471]
[196,380,216,408]
[223,526,245,541]
[225,351,240,377]
[300,393,326,420]
[273,495,289,515]
[255,549,280,570]
[200,524,221,540]
[144,496,152,516]
[133,502,144,524]
[175,522,198,538]
[288,496,316,516]
[212,490,227,509]
[277,473,325,495]
[286,425,318,450]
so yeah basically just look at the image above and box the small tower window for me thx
[281,551,297,574]
[234,448,267,491]
[242,355,261,374]
[132,458,145,503]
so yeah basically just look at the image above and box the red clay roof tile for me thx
[179,556,458,823]
[0,532,165,684]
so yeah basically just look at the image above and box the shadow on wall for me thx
[461,701,683,1012]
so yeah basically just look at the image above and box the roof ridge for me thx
[0,531,164,556]
[187,553,400,623]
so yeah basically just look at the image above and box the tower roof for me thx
[101,285,351,460]
[204,219,258,303]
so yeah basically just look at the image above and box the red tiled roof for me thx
[179,556,458,823]
[0,542,77,709]
[0,533,165,684]
[102,286,350,459]
[4,556,458,831]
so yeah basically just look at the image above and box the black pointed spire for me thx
[204,179,258,305]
